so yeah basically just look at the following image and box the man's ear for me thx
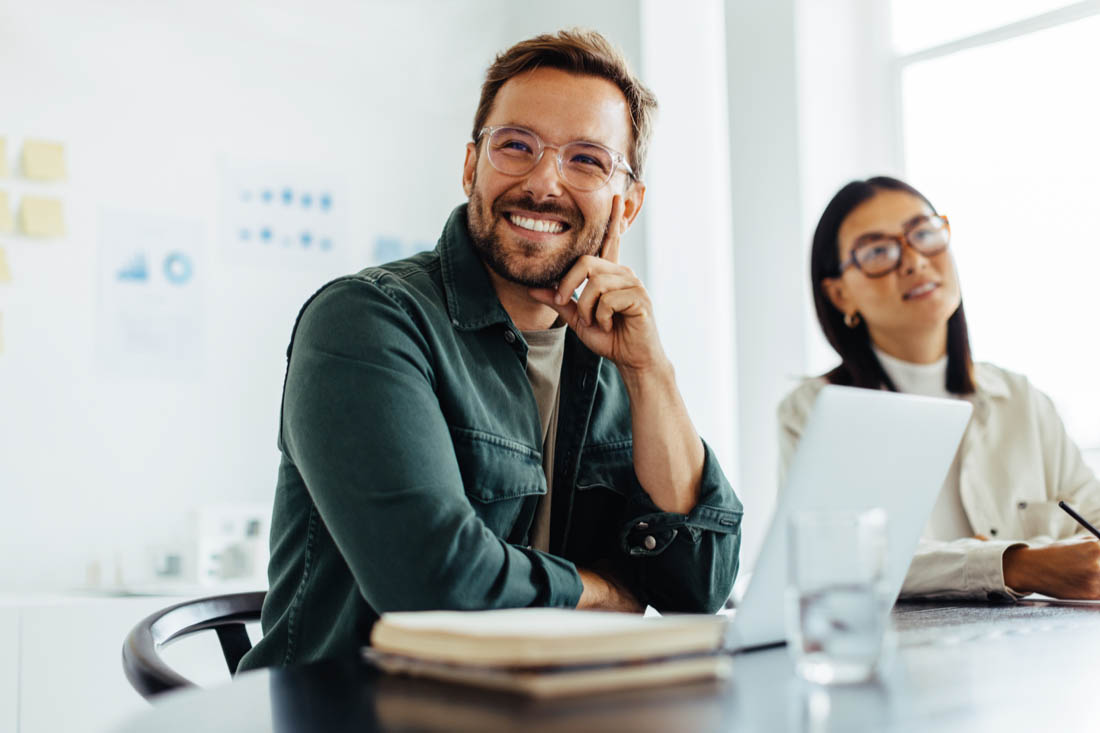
[619,181,646,233]
[822,277,850,315]
[462,142,477,197]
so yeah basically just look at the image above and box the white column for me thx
[724,0,807,569]
[640,0,738,477]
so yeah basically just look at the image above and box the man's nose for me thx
[522,150,565,201]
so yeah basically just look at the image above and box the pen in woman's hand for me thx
[1058,501,1100,540]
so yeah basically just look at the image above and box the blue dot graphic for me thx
[319,193,332,212]
[239,229,250,241]
[301,232,313,247]
[260,227,272,242]
[320,238,333,251]
[282,188,293,205]
[164,252,194,285]
[261,190,273,203]
[301,193,313,208]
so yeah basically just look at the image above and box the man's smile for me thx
[507,212,568,234]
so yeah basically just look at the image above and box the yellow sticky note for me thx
[0,190,12,233]
[0,138,8,178]
[0,246,10,283]
[22,139,67,181]
[19,195,65,237]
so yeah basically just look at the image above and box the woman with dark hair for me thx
[778,176,1100,600]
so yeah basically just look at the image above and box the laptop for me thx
[730,385,973,650]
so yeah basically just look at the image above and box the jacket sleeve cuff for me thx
[532,550,584,607]
[618,440,743,558]
[971,541,1028,599]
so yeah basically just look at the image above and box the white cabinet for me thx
[0,608,18,733]
[5,595,244,733]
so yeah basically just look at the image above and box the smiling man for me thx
[239,29,743,671]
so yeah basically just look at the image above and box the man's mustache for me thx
[492,196,583,229]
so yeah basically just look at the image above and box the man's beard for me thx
[466,186,606,289]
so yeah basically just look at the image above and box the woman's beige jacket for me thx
[777,362,1100,599]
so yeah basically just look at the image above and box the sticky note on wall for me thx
[19,196,65,237]
[0,138,8,178]
[0,246,10,283]
[22,139,67,181]
[0,190,12,233]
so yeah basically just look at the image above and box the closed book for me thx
[365,608,732,698]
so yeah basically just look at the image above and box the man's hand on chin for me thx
[527,195,667,377]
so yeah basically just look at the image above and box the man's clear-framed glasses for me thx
[476,125,637,192]
[839,214,951,278]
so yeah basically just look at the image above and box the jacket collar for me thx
[439,204,514,331]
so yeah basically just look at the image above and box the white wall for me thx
[641,0,737,477]
[0,0,643,593]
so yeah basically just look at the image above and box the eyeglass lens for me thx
[852,216,950,276]
[485,127,616,191]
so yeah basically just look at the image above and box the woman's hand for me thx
[1003,541,1100,599]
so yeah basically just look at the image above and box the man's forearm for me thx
[576,568,644,612]
[619,361,704,515]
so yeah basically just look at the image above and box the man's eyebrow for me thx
[502,122,613,149]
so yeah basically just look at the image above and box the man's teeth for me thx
[509,214,564,234]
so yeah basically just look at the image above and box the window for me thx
[897,4,1100,469]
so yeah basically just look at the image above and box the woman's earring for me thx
[844,312,861,329]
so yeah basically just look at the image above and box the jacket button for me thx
[1018,502,1027,510]
[636,521,649,530]
[990,528,998,536]
[504,330,516,344]
[643,535,657,551]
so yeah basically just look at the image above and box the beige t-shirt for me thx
[521,323,567,552]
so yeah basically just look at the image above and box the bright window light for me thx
[891,0,1077,54]
[902,14,1100,457]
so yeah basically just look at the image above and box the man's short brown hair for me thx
[472,28,658,179]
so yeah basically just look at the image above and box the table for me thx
[111,600,1100,732]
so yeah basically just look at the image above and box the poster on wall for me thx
[96,209,205,378]
[218,157,350,273]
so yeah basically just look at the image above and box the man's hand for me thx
[576,568,645,613]
[528,195,669,377]
[1003,540,1100,598]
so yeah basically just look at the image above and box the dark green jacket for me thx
[238,205,743,671]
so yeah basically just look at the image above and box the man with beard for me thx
[239,29,743,671]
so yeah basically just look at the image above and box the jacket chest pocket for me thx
[1015,500,1081,540]
[451,427,546,541]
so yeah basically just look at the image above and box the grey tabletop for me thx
[113,600,1100,732]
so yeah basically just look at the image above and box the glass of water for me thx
[786,508,890,684]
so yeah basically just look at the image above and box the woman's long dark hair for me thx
[811,176,976,394]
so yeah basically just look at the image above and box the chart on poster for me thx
[96,209,205,378]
